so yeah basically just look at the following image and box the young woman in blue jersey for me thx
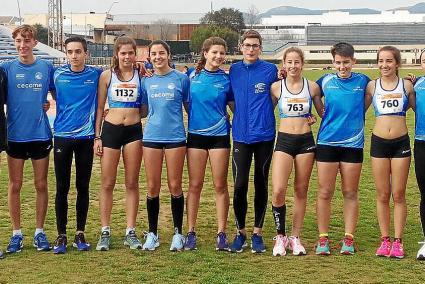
[315,43,370,255]
[94,36,144,251]
[229,30,279,253]
[1,25,55,253]
[270,47,323,256]
[415,50,425,260]
[365,46,415,259]
[0,67,6,259]
[140,40,189,251]
[184,37,234,251]
[51,37,102,254]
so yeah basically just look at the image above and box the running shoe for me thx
[33,232,51,251]
[0,250,4,259]
[288,236,306,256]
[96,231,111,251]
[315,236,331,255]
[184,231,197,250]
[142,232,159,251]
[216,232,229,251]
[6,234,23,253]
[53,234,67,254]
[272,235,287,256]
[124,230,143,249]
[170,230,185,251]
[417,241,425,260]
[251,233,266,253]
[73,232,91,251]
[376,237,391,257]
[389,239,405,259]
[340,236,355,255]
[229,232,247,253]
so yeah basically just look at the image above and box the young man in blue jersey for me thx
[315,43,370,255]
[51,37,102,254]
[1,25,55,253]
[0,67,7,259]
[229,30,278,253]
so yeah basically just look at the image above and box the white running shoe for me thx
[170,229,185,251]
[417,241,425,260]
[142,232,159,251]
[272,235,288,256]
[288,236,307,256]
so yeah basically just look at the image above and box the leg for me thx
[122,140,143,228]
[7,156,25,230]
[54,138,74,235]
[391,157,411,239]
[292,153,315,236]
[340,162,362,235]
[74,139,94,233]
[232,142,253,235]
[371,157,391,238]
[99,148,121,227]
[209,148,230,233]
[415,140,425,237]
[316,162,339,235]
[186,148,208,232]
[31,157,50,229]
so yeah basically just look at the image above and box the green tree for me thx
[200,8,246,34]
[190,25,239,54]
[32,23,49,45]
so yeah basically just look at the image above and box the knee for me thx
[318,188,333,201]
[188,180,203,194]
[169,181,182,195]
[34,179,48,193]
[214,182,228,195]
[9,180,23,193]
[392,192,406,204]
[294,183,308,200]
[125,181,139,192]
[342,189,358,201]
[376,191,391,203]
[102,178,116,192]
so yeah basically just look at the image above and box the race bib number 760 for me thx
[375,93,403,114]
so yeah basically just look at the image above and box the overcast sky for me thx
[1,0,425,16]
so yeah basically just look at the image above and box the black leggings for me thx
[54,137,94,235]
[415,139,425,237]
[232,140,274,230]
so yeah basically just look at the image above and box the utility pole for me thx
[48,0,63,51]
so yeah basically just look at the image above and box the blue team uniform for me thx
[188,68,233,136]
[415,76,425,141]
[316,72,370,148]
[229,59,278,144]
[53,65,102,138]
[141,69,190,143]
[1,58,54,142]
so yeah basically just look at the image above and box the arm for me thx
[270,80,281,108]
[404,79,416,112]
[364,80,375,111]
[309,80,324,118]
[94,70,110,157]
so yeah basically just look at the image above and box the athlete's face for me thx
[149,44,170,71]
[378,50,399,77]
[117,44,136,69]
[283,52,303,78]
[14,33,37,58]
[66,42,87,70]
[240,38,261,64]
[333,54,355,78]
[204,44,226,71]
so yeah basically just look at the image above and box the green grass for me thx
[1,68,425,283]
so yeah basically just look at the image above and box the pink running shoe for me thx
[389,239,405,259]
[272,235,288,256]
[376,237,391,257]
[288,236,306,256]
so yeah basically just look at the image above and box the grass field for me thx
[1,68,425,283]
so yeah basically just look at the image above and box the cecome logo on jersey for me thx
[17,83,42,90]
[150,92,175,100]
[35,72,43,80]
[254,82,266,94]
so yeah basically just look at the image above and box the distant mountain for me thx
[391,2,425,13]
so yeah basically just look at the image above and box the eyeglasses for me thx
[242,44,261,50]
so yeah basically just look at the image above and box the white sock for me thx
[34,228,44,236]
[13,229,22,236]
[126,227,135,235]
[101,226,111,234]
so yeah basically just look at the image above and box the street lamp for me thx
[107,1,118,15]
[16,0,22,25]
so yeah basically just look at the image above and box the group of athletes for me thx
[0,24,425,260]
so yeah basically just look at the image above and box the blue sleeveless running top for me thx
[107,70,142,108]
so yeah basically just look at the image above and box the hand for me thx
[306,114,317,126]
[43,101,50,112]
[94,139,103,157]
[103,109,109,118]
[278,68,287,80]
[135,62,154,77]
[404,73,417,84]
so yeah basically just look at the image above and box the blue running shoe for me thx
[184,231,197,250]
[6,234,23,253]
[33,232,51,251]
[251,233,266,253]
[73,233,90,251]
[53,235,67,254]
[216,232,229,251]
[229,232,247,253]
[0,250,4,259]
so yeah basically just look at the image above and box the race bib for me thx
[110,83,138,102]
[282,96,309,116]
[375,93,403,114]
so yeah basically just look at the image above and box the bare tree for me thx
[245,5,261,29]
[152,18,175,40]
